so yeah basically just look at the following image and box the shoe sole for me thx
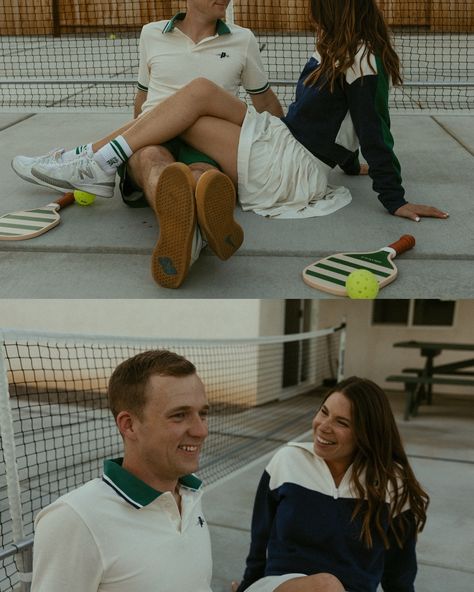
[30,167,114,198]
[151,163,196,289]
[195,170,243,260]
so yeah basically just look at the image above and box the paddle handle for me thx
[55,192,75,210]
[388,234,415,255]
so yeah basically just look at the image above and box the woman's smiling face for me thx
[312,391,357,471]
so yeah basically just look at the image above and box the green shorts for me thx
[118,138,220,208]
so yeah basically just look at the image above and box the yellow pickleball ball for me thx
[345,269,379,299]
[73,190,96,206]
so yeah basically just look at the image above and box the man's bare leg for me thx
[91,78,247,175]
[230,574,345,592]
[127,145,220,205]
[29,80,243,199]
[274,574,345,592]
[93,120,136,152]
[30,79,243,193]
[127,145,176,206]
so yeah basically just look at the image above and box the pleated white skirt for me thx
[237,108,352,219]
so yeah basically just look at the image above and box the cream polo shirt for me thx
[31,458,212,592]
[137,12,270,114]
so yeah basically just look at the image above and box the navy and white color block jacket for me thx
[237,443,417,592]
[282,47,407,215]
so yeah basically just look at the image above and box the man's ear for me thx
[116,410,138,440]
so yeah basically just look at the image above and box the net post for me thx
[336,320,346,383]
[18,545,32,592]
[0,337,27,582]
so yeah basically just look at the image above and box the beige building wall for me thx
[0,299,322,339]
[0,299,263,338]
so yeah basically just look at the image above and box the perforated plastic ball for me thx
[345,269,379,299]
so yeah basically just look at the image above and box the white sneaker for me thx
[31,153,116,198]
[11,148,65,187]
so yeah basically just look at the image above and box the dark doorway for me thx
[282,300,312,388]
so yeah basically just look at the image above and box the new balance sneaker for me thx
[195,170,243,260]
[11,148,65,187]
[151,163,198,289]
[31,153,115,198]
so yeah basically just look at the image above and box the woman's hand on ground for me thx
[231,581,240,592]
[359,163,369,175]
[394,203,449,222]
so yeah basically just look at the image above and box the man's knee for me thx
[307,573,345,592]
[128,145,174,172]
[276,573,344,592]
[184,77,219,103]
[127,145,175,189]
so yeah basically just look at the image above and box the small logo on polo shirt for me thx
[218,52,230,59]
[197,516,205,527]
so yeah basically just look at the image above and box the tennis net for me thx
[0,324,345,591]
[0,1,472,110]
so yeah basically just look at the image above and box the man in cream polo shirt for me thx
[121,0,283,288]
[31,350,212,591]
[128,0,281,196]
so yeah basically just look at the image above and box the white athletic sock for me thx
[94,136,133,174]
[62,144,92,163]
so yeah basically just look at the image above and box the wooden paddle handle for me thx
[55,192,76,209]
[388,234,415,255]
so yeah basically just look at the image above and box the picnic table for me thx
[386,340,474,420]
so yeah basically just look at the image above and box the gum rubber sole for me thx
[195,170,243,261]
[151,163,196,289]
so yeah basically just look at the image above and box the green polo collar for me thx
[102,458,202,509]
[163,12,231,35]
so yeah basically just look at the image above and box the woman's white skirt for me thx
[237,108,352,219]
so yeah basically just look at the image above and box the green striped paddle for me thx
[302,235,416,296]
[0,192,75,241]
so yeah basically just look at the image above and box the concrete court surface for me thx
[204,391,474,592]
[0,111,473,298]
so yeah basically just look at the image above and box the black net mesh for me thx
[0,1,472,110]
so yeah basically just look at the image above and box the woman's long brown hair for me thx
[306,0,402,91]
[321,377,429,549]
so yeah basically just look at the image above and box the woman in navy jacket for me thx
[235,377,429,592]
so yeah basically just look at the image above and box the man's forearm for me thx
[264,94,285,117]
[251,89,284,117]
